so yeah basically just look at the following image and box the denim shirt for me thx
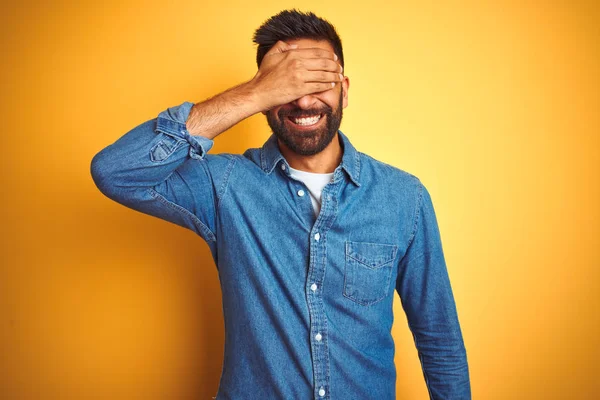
[90,102,471,400]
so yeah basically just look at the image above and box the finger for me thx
[299,58,343,74]
[280,43,299,53]
[306,82,337,93]
[302,70,344,84]
[265,40,298,56]
[292,47,338,61]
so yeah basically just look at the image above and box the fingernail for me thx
[334,54,338,61]
[339,73,343,80]
[340,65,343,73]
[290,44,298,48]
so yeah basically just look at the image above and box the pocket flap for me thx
[346,241,398,268]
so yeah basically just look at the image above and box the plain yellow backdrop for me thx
[1,1,598,399]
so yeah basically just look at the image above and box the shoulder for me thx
[201,148,264,177]
[357,151,423,194]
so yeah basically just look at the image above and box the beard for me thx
[266,89,343,156]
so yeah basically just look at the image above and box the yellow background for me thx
[1,1,598,399]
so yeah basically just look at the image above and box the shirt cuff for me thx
[155,101,215,160]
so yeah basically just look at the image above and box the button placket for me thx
[306,186,337,400]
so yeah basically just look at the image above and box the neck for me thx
[278,133,342,173]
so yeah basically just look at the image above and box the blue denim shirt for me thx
[90,102,471,399]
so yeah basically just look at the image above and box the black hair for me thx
[252,9,344,70]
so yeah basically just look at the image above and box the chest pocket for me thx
[343,240,399,306]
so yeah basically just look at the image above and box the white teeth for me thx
[293,114,321,126]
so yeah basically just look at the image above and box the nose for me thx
[291,94,319,110]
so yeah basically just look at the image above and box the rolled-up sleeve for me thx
[90,101,235,251]
[396,180,471,399]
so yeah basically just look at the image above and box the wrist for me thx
[236,79,265,115]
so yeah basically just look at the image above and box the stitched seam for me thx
[348,255,396,269]
[409,180,424,248]
[354,150,361,185]
[260,145,266,171]
[400,179,425,267]
[347,241,398,264]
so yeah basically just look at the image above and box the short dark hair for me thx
[252,9,344,70]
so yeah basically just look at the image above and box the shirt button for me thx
[297,189,305,197]
[314,232,320,241]
[319,387,326,397]
[311,283,318,291]
[281,164,286,170]
[315,333,322,341]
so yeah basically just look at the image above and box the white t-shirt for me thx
[288,165,335,218]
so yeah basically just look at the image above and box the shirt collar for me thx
[260,129,361,187]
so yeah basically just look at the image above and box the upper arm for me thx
[90,101,236,249]
[396,180,459,330]
[151,152,236,244]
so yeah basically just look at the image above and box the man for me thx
[91,9,471,400]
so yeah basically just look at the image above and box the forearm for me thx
[185,80,263,139]
[406,283,471,399]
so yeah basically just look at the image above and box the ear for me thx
[342,76,350,109]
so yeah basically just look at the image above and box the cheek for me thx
[321,89,343,109]
[318,97,337,111]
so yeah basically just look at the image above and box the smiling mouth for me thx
[286,113,325,127]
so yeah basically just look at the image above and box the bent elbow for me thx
[90,148,118,199]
